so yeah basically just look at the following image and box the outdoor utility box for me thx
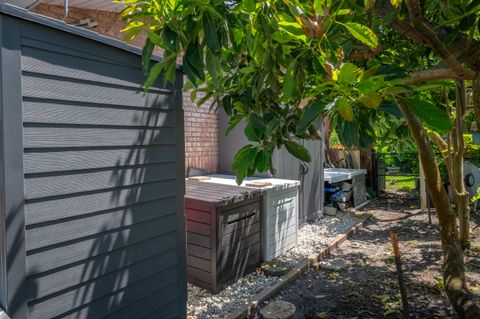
[0,5,186,319]
[324,169,368,208]
[199,175,299,261]
[185,180,262,293]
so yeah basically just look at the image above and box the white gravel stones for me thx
[187,211,365,319]
[278,211,364,266]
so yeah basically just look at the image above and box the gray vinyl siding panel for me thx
[24,181,177,225]
[0,5,185,319]
[23,100,175,128]
[23,146,176,174]
[24,163,177,199]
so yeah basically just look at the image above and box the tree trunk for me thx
[397,99,480,319]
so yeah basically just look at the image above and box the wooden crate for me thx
[185,180,262,293]
[195,175,299,261]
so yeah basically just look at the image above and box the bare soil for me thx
[252,195,480,319]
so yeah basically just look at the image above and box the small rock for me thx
[260,300,296,319]
[261,260,291,276]
[319,259,349,271]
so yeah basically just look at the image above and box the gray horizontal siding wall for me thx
[0,11,185,319]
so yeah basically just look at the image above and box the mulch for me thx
[250,195,480,319]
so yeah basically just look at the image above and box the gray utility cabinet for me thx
[324,168,368,207]
[199,175,299,261]
[185,180,262,293]
[219,110,324,222]
[0,5,186,319]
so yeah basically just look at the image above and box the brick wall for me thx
[31,4,219,173]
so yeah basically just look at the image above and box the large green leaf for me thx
[185,40,205,80]
[359,92,382,109]
[244,121,260,142]
[338,63,357,86]
[296,101,324,135]
[278,21,307,42]
[144,53,176,89]
[231,145,258,184]
[182,55,199,85]
[336,117,359,148]
[225,115,243,135]
[283,60,297,100]
[404,97,452,132]
[255,149,270,172]
[341,22,378,48]
[335,97,354,121]
[379,101,403,119]
[285,140,311,162]
[203,13,221,52]
[141,38,154,75]
[146,30,163,46]
[206,49,220,86]
[357,76,384,94]
[161,27,179,52]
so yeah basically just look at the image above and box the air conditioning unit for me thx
[464,161,480,200]
[0,0,39,9]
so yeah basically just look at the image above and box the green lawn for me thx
[385,175,418,193]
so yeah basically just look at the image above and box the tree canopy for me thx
[117,0,480,183]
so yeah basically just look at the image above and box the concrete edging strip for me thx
[226,215,371,319]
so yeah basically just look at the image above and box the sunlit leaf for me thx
[341,22,379,48]
[335,97,354,121]
[338,63,357,85]
[390,0,402,8]
[359,92,382,109]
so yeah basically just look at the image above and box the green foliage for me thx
[404,97,452,132]
[472,187,480,204]
[117,0,477,183]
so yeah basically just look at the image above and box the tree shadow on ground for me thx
[252,202,480,319]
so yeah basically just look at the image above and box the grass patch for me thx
[385,175,417,193]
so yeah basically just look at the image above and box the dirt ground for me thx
[253,195,480,319]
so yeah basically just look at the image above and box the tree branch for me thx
[401,68,470,85]
[404,0,476,80]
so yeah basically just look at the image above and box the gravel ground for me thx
[187,211,366,319]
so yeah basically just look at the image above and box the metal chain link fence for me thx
[374,152,420,198]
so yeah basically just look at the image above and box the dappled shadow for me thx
[252,211,461,319]
[70,98,182,318]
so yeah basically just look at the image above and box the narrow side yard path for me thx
[253,197,480,319]
[187,212,365,319]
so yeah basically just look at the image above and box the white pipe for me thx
[62,0,69,21]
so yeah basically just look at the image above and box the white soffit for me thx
[40,0,125,12]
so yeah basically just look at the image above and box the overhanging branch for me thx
[401,68,472,85]
[404,0,476,80]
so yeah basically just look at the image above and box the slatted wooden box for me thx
[197,175,299,261]
[185,180,262,293]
